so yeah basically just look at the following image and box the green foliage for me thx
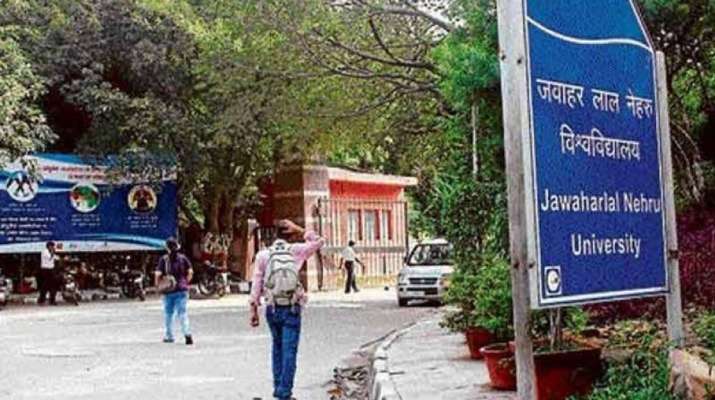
[0,0,371,232]
[575,327,675,400]
[565,308,590,333]
[1,0,202,196]
[530,307,590,351]
[426,0,512,342]
[635,0,715,206]
[432,0,499,110]
[412,0,506,244]
[693,310,715,365]
[579,350,674,400]
[441,308,471,334]
[607,320,666,349]
[0,32,54,166]
[694,311,715,349]
[444,252,513,339]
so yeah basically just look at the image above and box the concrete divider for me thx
[367,322,419,400]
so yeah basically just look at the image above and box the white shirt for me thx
[342,246,357,262]
[41,249,56,270]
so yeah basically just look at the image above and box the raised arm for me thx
[292,231,325,263]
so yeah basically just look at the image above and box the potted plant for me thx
[467,255,516,390]
[465,325,495,359]
[443,252,513,360]
[441,271,494,359]
[481,342,517,390]
[441,309,495,360]
[529,307,602,400]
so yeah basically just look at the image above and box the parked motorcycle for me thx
[100,264,122,294]
[61,267,82,306]
[118,256,146,301]
[196,261,229,297]
[0,268,11,308]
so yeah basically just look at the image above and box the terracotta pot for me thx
[465,327,495,359]
[534,346,602,400]
[481,343,517,390]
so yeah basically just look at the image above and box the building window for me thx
[348,209,362,241]
[381,210,393,240]
[364,210,379,240]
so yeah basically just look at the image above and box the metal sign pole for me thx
[496,0,537,397]
[656,51,684,346]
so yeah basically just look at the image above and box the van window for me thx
[407,243,453,266]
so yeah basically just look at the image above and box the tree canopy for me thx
[2,0,715,244]
[0,29,54,167]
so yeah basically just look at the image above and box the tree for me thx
[259,1,449,173]
[0,31,54,167]
[638,0,715,205]
[1,0,403,266]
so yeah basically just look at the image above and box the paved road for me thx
[0,288,433,400]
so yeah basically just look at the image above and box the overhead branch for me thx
[313,27,438,72]
[364,3,456,33]
[368,16,398,60]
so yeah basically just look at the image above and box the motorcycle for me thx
[61,267,82,306]
[100,264,122,294]
[196,261,229,297]
[0,268,11,308]
[118,256,146,301]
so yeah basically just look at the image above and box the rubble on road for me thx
[328,349,373,400]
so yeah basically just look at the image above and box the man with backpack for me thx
[249,219,325,400]
[155,238,194,345]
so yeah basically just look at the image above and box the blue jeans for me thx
[163,291,190,341]
[266,305,302,400]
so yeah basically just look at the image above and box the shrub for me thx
[530,307,590,351]
[443,252,513,339]
[575,323,675,400]
[693,311,715,366]
[578,347,674,400]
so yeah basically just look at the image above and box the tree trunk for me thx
[205,185,224,234]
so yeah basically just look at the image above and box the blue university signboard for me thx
[0,154,177,253]
[522,1,668,307]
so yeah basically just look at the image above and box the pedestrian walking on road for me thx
[340,240,363,294]
[249,219,325,400]
[37,241,59,305]
[155,238,194,345]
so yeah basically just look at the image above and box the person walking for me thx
[340,240,363,294]
[155,238,194,345]
[38,241,59,305]
[249,220,324,400]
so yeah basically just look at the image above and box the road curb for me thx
[367,321,421,400]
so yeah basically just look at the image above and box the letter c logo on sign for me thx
[545,266,562,296]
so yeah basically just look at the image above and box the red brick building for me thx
[255,164,417,291]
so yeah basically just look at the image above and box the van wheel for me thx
[398,298,408,307]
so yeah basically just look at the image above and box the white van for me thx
[396,239,453,307]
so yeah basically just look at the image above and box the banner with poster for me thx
[0,154,177,253]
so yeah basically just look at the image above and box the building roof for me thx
[326,166,418,187]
